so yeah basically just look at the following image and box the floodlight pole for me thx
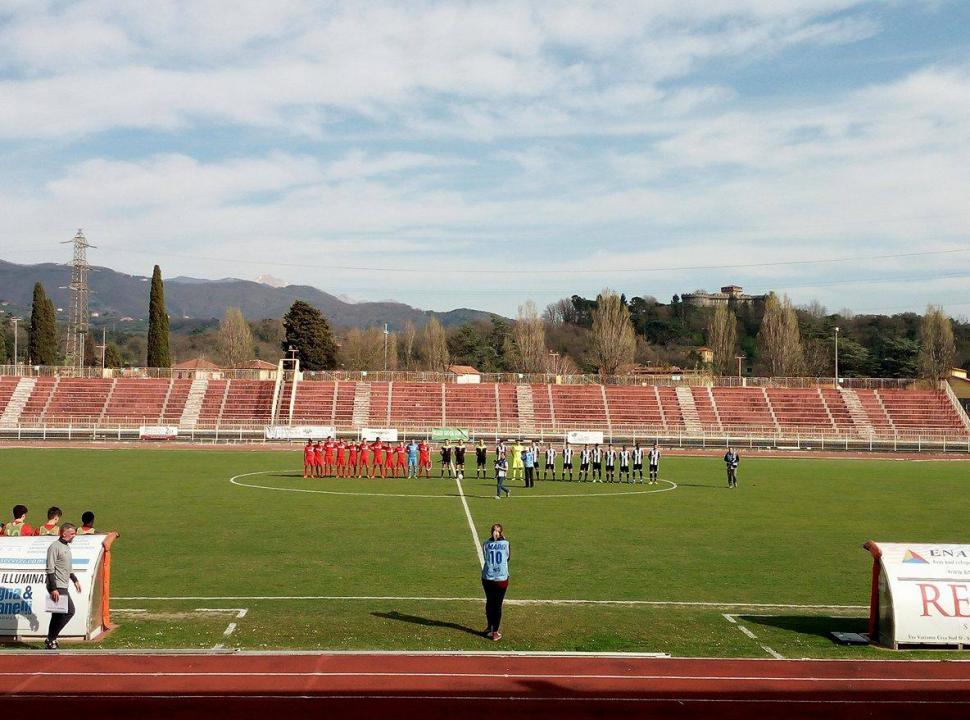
[383,322,389,372]
[834,326,840,389]
[735,355,745,382]
[11,317,21,371]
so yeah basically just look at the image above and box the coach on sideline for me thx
[45,523,81,650]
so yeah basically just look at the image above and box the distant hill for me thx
[0,259,498,330]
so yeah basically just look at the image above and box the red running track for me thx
[1,653,969,719]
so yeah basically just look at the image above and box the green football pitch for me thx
[1,446,967,658]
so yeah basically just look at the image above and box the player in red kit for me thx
[335,439,347,477]
[348,441,359,477]
[358,440,370,478]
[418,439,431,478]
[303,440,314,478]
[312,441,323,478]
[324,437,336,477]
[383,444,394,478]
[370,439,384,479]
[395,442,407,477]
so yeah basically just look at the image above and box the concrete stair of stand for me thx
[675,386,703,434]
[0,377,37,427]
[515,384,536,435]
[179,378,209,430]
[351,383,372,428]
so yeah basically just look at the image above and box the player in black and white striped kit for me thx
[619,446,631,483]
[543,444,557,480]
[632,443,644,483]
[579,445,591,482]
[591,445,603,482]
[604,444,616,483]
[648,443,661,484]
[562,443,574,481]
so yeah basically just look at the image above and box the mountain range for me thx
[0,259,496,330]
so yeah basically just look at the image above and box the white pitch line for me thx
[738,625,758,640]
[115,595,867,610]
[455,477,484,568]
[722,613,784,660]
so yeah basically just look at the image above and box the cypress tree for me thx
[0,315,7,364]
[84,332,99,367]
[28,282,58,365]
[146,265,171,367]
[281,300,337,371]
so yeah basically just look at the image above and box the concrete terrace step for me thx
[0,377,37,427]
[675,386,702,434]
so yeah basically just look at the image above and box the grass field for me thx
[1,446,967,658]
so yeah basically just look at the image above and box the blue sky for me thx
[0,0,968,317]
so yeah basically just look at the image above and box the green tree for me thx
[146,265,171,367]
[104,343,123,368]
[877,336,919,378]
[28,282,58,365]
[0,314,7,364]
[84,332,99,367]
[281,300,337,371]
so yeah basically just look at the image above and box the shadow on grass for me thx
[740,614,867,640]
[372,611,484,638]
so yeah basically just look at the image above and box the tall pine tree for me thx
[28,282,58,365]
[146,265,171,367]
[281,301,337,371]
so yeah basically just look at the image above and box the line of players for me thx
[303,437,662,484]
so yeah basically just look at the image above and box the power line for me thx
[92,244,970,275]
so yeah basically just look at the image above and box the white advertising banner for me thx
[360,428,398,442]
[264,425,336,440]
[867,542,970,647]
[0,535,108,640]
[566,431,604,445]
[138,425,178,440]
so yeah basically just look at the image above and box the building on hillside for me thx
[448,364,481,384]
[629,364,702,383]
[696,346,714,364]
[682,285,765,307]
[947,368,970,415]
[233,359,279,381]
[172,358,223,380]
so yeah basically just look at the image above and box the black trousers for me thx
[482,579,508,633]
[524,466,534,487]
[47,589,75,642]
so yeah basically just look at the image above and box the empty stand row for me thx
[0,377,966,439]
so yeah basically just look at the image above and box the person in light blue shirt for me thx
[481,523,510,641]
[522,444,535,488]
[406,439,419,478]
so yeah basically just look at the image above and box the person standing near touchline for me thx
[724,447,740,488]
[481,523,510,641]
[45,523,81,650]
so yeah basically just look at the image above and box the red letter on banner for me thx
[918,583,951,617]
[950,584,970,618]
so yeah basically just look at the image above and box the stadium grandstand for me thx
[0,366,968,448]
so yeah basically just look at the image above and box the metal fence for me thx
[0,364,924,389]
